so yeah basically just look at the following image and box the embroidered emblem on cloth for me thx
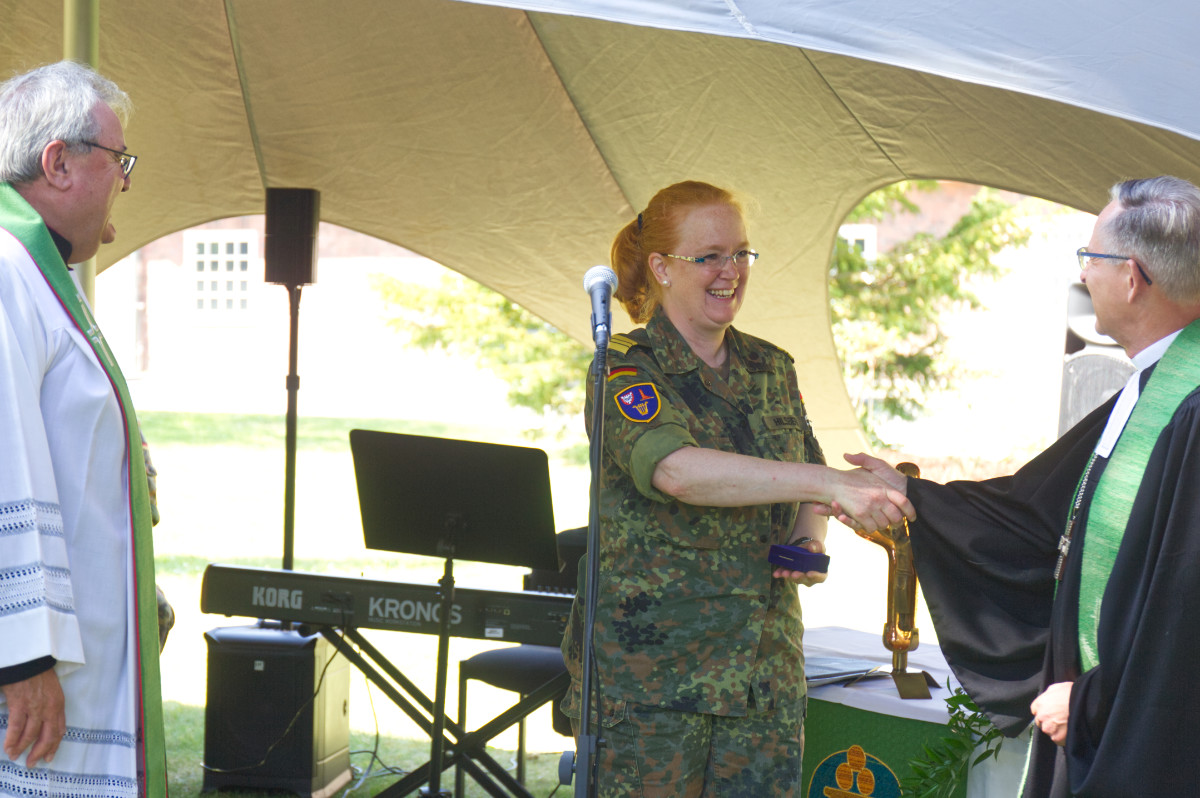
[608,366,638,381]
[615,383,661,422]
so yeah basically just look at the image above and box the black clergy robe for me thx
[907,380,1200,797]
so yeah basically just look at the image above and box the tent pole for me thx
[63,0,100,304]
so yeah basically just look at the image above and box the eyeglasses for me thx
[81,140,137,178]
[1076,247,1153,286]
[664,249,759,269]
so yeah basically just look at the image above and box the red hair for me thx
[611,181,744,323]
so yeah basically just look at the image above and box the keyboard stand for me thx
[314,625,569,797]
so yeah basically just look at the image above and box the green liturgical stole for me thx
[0,183,166,796]
[1078,319,1200,671]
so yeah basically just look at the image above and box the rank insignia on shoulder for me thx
[608,333,638,355]
[614,383,661,422]
[608,365,638,381]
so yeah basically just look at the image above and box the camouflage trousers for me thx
[574,696,805,797]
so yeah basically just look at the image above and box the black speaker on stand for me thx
[264,187,320,573]
[203,190,348,796]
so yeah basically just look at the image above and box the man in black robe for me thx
[839,176,1200,797]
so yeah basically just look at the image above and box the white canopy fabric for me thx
[4,0,1200,455]
[468,0,1200,139]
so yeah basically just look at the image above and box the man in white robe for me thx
[0,62,165,798]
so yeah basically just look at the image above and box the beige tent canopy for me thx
[5,0,1200,454]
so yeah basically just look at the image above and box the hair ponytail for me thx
[611,181,743,323]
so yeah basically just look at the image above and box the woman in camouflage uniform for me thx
[562,181,913,796]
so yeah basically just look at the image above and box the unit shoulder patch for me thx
[614,382,662,422]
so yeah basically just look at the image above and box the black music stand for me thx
[349,429,558,797]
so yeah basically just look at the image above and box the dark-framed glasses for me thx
[82,140,137,178]
[1076,246,1153,285]
[664,249,759,269]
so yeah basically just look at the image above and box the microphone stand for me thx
[573,312,610,798]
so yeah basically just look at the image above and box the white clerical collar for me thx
[1095,330,1182,458]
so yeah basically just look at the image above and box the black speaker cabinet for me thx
[265,188,320,285]
[203,624,351,797]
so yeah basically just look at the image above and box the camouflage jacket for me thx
[563,309,825,718]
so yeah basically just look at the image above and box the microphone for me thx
[583,265,618,348]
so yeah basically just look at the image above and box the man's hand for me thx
[1,669,65,767]
[814,462,914,533]
[1031,681,1072,746]
[842,452,908,492]
[813,453,913,529]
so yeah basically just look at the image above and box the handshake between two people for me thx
[818,452,914,532]
[774,453,914,586]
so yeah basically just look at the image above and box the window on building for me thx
[183,229,260,323]
[838,224,878,262]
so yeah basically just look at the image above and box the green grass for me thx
[138,411,520,452]
[140,410,586,796]
[156,555,440,579]
[164,701,570,798]
[137,410,589,464]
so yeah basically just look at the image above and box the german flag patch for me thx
[608,366,638,381]
[614,383,661,422]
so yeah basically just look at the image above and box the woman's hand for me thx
[824,466,915,532]
[773,536,828,586]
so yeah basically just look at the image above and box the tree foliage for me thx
[372,182,1031,441]
[830,182,1030,442]
[370,272,591,432]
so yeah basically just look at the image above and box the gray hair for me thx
[1106,176,1200,303]
[0,60,131,184]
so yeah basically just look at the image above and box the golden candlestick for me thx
[855,461,936,698]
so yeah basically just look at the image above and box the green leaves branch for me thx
[370,271,591,437]
[371,181,1031,446]
[900,683,1006,798]
[830,182,1030,444]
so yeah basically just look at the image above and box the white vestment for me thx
[0,226,142,798]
